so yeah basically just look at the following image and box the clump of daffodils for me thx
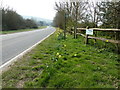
[58,28,62,33]
[58,55,62,58]
[56,53,59,56]
[74,54,77,56]
[57,33,60,37]
[106,40,109,42]
[56,53,62,58]
[63,44,66,47]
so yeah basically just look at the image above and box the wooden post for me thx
[76,9,78,39]
[71,28,73,35]
[85,35,89,44]
[94,30,97,45]
[64,13,66,40]
[74,26,76,39]
[115,31,120,54]
[85,26,89,44]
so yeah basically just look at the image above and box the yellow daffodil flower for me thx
[58,55,61,58]
[64,44,66,47]
[106,40,109,42]
[56,53,59,56]
[74,54,77,56]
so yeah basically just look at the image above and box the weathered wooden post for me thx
[85,26,89,44]
[85,34,89,44]
[74,24,76,39]
[115,31,120,54]
[71,28,73,35]
[64,13,66,40]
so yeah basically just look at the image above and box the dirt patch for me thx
[16,80,25,88]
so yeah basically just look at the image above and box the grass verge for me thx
[0,26,47,34]
[2,28,119,88]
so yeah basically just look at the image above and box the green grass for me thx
[2,28,119,88]
[0,26,47,34]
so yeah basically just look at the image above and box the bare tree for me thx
[53,0,90,38]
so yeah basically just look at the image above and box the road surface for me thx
[1,26,56,65]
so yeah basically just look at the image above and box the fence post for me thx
[85,35,89,44]
[115,31,120,54]
[85,26,89,44]
[64,13,66,40]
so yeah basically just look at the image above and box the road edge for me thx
[0,28,56,73]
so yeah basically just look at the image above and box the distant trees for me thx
[1,7,38,31]
[38,21,44,26]
[25,19,38,29]
[37,21,49,26]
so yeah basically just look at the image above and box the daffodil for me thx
[58,55,61,58]
[74,54,77,56]
[56,53,59,56]
[106,40,109,42]
[64,44,66,47]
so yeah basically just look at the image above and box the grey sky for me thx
[2,0,59,20]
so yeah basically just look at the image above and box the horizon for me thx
[22,15,53,22]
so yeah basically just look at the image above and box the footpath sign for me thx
[86,29,93,35]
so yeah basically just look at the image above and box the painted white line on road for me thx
[1,28,47,38]
[0,29,56,72]
[1,26,49,38]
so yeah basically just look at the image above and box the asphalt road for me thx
[1,26,56,65]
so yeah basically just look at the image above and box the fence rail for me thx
[76,28,120,44]
[76,33,120,44]
[77,28,120,32]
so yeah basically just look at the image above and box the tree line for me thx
[53,0,120,29]
[1,7,38,31]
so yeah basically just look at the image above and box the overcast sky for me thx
[2,0,60,20]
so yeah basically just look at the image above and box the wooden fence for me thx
[77,28,120,44]
[70,28,120,53]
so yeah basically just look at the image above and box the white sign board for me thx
[86,29,93,35]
